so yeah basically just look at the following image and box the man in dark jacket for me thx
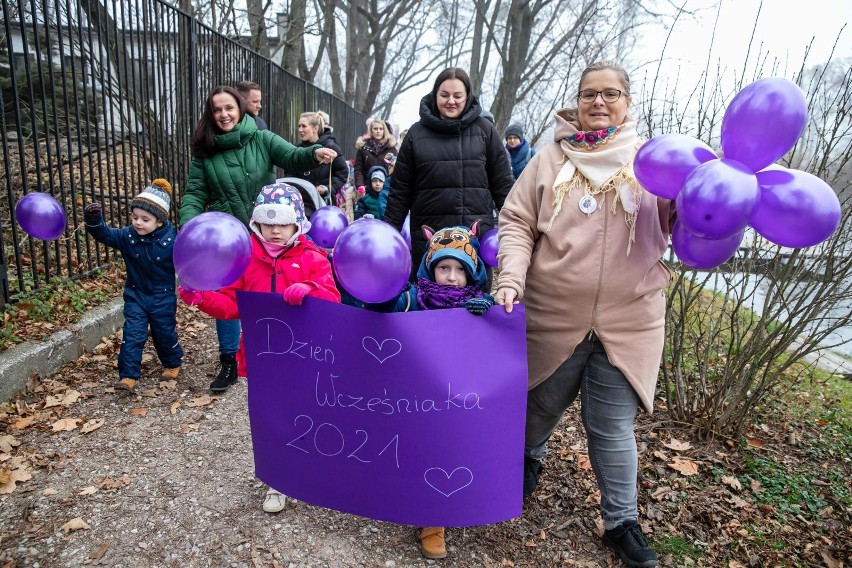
[235,80,268,131]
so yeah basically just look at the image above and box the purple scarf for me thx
[416,278,483,310]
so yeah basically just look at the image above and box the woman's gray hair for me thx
[579,60,631,96]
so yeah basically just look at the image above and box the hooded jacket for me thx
[355,165,389,219]
[180,115,321,228]
[195,234,341,376]
[286,128,349,197]
[496,110,676,413]
[384,93,514,278]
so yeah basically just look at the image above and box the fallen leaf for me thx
[89,541,110,560]
[750,479,764,493]
[576,452,592,471]
[729,560,747,568]
[61,390,82,406]
[727,495,751,509]
[180,424,199,434]
[130,407,149,417]
[78,486,98,495]
[81,419,105,433]
[160,380,177,390]
[652,450,668,460]
[61,517,91,533]
[663,438,692,451]
[0,463,34,494]
[52,418,81,432]
[43,487,58,495]
[170,401,181,414]
[10,415,37,430]
[744,437,764,447]
[819,549,843,568]
[722,475,742,491]
[43,394,64,408]
[0,435,20,453]
[668,457,699,476]
[96,475,130,490]
[186,395,216,407]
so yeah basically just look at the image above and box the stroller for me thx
[275,177,326,220]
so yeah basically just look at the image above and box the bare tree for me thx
[651,40,852,439]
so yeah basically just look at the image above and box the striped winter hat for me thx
[130,179,172,223]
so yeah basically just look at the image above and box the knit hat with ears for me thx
[130,179,172,224]
[417,221,488,288]
[250,182,312,245]
[504,122,524,140]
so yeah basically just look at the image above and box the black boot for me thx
[210,353,238,393]
[523,457,543,497]
[603,520,659,567]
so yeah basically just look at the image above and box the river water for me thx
[694,270,852,358]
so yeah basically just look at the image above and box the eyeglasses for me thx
[577,89,624,104]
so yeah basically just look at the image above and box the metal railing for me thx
[0,0,366,307]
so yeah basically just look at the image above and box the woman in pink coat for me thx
[494,61,675,568]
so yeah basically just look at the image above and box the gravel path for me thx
[0,309,615,568]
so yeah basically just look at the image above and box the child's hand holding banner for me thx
[236,292,528,527]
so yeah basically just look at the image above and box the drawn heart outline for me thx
[362,336,402,364]
[423,467,473,497]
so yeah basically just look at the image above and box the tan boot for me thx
[113,378,138,392]
[420,526,446,559]
[162,367,180,379]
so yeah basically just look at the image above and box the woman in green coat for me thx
[180,85,337,394]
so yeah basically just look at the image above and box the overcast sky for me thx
[390,0,852,132]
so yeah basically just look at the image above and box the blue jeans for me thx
[216,318,241,356]
[525,333,640,530]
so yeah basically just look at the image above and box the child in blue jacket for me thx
[364,220,492,560]
[84,179,183,392]
[354,165,389,220]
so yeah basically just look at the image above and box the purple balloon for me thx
[750,166,841,248]
[721,78,808,172]
[308,206,348,248]
[677,159,759,240]
[479,227,499,267]
[15,192,66,240]
[633,134,718,199]
[402,214,412,250]
[672,220,744,270]
[174,212,251,291]
[333,219,411,303]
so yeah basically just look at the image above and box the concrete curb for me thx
[0,298,124,403]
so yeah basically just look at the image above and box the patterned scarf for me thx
[416,278,483,310]
[551,121,643,254]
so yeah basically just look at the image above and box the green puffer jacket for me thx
[180,115,321,228]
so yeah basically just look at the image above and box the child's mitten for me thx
[84,202,102,221]
[283,283,312,306]
[356,185,366,196]
[463,296,493,316]
[178,286,203,306]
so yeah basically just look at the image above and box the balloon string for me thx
[329,161,333,205]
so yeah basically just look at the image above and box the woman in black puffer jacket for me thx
[384,67,514,281]
[286,111,349,204]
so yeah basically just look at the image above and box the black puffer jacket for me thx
[385,94,514,276]
[286,129,349,201]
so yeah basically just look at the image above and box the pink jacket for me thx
[198,234,341,376]
[497,112,675,413]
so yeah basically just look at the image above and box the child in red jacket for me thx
[179,182,341,512]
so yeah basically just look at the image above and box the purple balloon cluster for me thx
[634,78,842,270]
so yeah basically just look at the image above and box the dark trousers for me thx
[118,291,183,378]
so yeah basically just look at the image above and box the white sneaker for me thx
[262,488,288,513]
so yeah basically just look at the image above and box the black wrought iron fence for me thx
[0,0,366,307]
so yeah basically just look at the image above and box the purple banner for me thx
[236,292,528,527]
